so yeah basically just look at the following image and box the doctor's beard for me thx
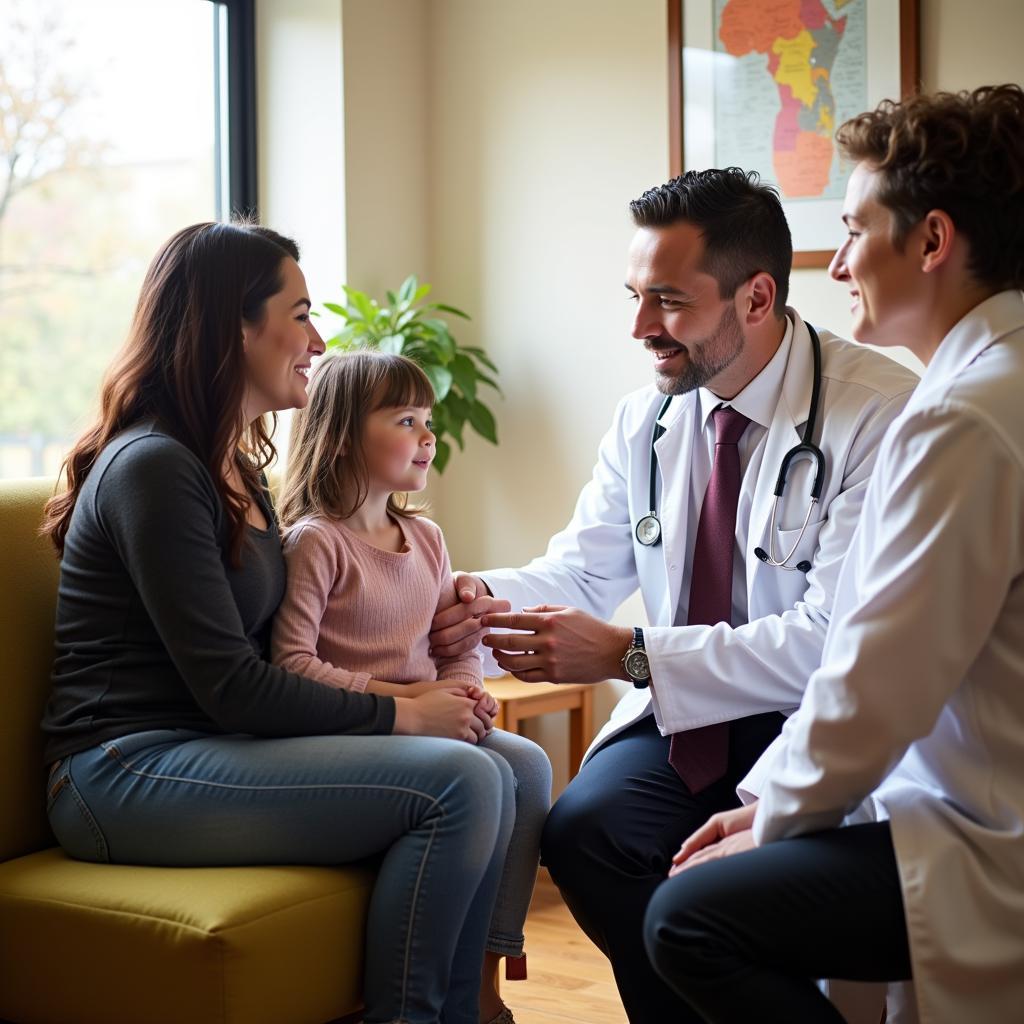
[653,302,746,396]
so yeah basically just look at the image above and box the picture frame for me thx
[668,0,920,267]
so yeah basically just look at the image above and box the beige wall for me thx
[267,0,1024,793]
[341,0,431,293]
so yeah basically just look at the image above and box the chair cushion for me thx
[0,478,61,861]
[0,847,374,1024]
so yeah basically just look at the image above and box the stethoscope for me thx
[634,323,825,574]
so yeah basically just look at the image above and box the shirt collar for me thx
[697,315,794,432]
[916,290,1024,398]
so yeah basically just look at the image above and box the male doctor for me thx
[429,167,918,1023]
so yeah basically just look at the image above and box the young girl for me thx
[273,350,552,1024]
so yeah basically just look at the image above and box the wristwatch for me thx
[621,627,651,688]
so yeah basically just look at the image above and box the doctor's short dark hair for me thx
[836,84,1024,291]
[629,167,792,317]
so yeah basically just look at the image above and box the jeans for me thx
[47,728,516,1024]
[643,822,912,1024]
[477,729,552,957]
[540,711,785,1024]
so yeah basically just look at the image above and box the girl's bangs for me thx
[373,356,436,410]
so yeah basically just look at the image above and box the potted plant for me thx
[322,275,501,472]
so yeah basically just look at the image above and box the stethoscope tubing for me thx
[636,323,826,574]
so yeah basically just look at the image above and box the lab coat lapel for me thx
[746,313,814,607]
[652,394,696,625]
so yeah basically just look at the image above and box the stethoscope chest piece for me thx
[633,323,827,575]
[635,513,662,546]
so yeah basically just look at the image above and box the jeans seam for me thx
[103,744,447,805]
[399,819,439,1023]
[65,767,109,861]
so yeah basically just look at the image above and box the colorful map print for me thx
[713,0,867,200]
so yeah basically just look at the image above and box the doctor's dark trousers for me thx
[642,821,912,1023]
[540,711,786,1024]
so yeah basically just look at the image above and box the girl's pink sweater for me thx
[272,514,482,692]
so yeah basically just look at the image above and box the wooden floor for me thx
[503,871,627,1024]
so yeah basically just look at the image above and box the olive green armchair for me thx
[0,477,372,1024]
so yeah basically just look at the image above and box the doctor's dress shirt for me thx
[680,315,795,628]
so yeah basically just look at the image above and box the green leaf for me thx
[415,326,455,361]
[422,363,453,402]
[428,302,471,320]
[398,275,418,303]
[433,439,452,474]
[449,352,478,402]
[413,283,432,303]
[467,399,498,444]
[475,370,502,395]
[378,334,405,355]
[430,401,448,431]
[342,286,378,322]
[386,290,398,306]
[323,301,348,317]
[339,323,371,346]
[462,346,499,372]
[439,395,466,449]
[444,391,473,420]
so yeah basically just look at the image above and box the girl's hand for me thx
[464,685,499,734]
[668,802,759,877]
[392,689,486,743]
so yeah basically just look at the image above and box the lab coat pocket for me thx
[769,517,827,570]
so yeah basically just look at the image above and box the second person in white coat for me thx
[429,168,919,1023]
[647,84,1024,1024]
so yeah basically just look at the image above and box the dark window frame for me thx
[214,0,258,218]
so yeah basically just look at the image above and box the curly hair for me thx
[836,84,1024,291]
[629,168,792,316]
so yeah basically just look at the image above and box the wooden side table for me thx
[487,677,595,780]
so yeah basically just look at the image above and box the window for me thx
[0,0,256,478]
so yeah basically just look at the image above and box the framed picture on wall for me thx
[668,0,920,267]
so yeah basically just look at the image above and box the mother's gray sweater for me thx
[42,422,395,762]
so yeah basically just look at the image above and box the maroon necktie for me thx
[668,405,751,793]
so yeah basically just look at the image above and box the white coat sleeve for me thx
[644,388,909,733]
[754,403,1024,843]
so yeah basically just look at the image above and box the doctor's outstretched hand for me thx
[429,573,511,659]
[668,802,758,877]
[481,605,632,684]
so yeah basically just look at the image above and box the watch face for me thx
[635,515,661,546]
[625,648,650,680]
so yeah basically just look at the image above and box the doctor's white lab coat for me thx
[480,310,918,761]
[748,291,1024,1024]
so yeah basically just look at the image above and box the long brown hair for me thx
[41,221,301,564]
[278,351,435,529]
